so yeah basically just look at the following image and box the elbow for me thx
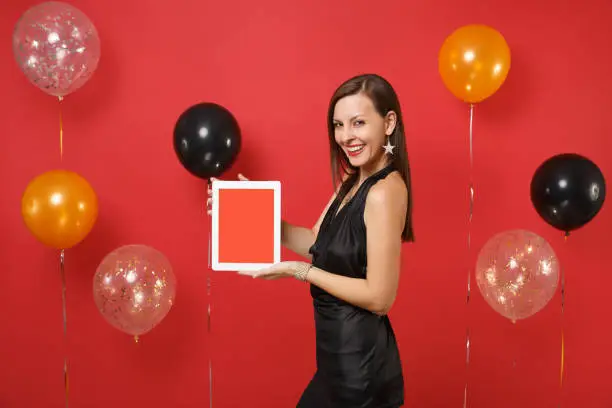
[369,304,392,316]
[364,279,399,315]
[367,296,395,316]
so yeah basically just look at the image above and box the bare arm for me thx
[281,221,315,259]
[281,193,337,259]
[302,177,407,314]
[211,174,340,260]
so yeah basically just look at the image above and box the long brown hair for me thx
[327,73,414,242]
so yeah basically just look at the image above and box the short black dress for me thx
[297,164,405,408]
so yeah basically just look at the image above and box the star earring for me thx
[383,137,395,155]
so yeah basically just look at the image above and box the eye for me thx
[333,122,343,128]
[353,120,365,126]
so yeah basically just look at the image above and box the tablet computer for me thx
[210,180,281,271]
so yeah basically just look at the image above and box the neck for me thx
[357,156,391,183]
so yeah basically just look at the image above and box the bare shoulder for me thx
[364,172,408,225]
[366,172,407,209]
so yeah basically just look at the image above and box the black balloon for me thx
[530,153,606,233]
[173,103,241,180]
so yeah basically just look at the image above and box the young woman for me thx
[210,73,414,407]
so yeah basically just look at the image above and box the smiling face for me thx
[332,92,397,172]
[325,73,414,242]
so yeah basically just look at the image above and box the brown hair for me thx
[327,73,414,242]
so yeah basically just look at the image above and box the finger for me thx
[251,269,270,278]
[208,178,218,195]
[238,173,249,181]
[262,273,285,280]
[252,269,276,279]
[238,270,258,277]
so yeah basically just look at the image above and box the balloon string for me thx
[469,104,474,177]
[559,234,567,407]
[206,179,213,408]
[463,103,474,408]
[58,96,64,160]
[60,249,69,408]
[207,273,213,408]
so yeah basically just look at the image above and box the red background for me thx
[1,0,611,407]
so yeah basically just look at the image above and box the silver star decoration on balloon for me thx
[383,139,395,155]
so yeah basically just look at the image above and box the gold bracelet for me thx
[294,262,312,282]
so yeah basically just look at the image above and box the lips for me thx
[346,144,365,157]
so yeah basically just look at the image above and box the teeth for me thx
[347,145,365,152]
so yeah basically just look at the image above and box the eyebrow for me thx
[333,114,364,122]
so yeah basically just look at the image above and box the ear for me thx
[384,111,397,136]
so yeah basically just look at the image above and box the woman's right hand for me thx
[206,173,249,216]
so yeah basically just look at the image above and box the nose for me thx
[338,126,354,144]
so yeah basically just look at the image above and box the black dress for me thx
[297,164,405,408]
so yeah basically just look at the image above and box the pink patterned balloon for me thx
[94,245,176,339]
[12,1,101,98]
[475,230,560,322]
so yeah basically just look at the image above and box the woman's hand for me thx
[238,261,305,280]
[241,262,388,316]
[206,173,249,216]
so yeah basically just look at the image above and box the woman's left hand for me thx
[238,261,303,280]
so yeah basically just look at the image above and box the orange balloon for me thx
[21,170,98,249]
[438,24,511,104]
